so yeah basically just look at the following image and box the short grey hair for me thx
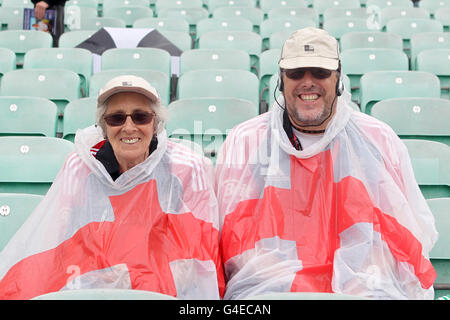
[96,94,169,138]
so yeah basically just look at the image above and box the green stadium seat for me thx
[359,70,441,115]
[0,136,75,195]
[379,7,430,30]
[323,18,379,42]
[65,5,98,29]
[260,17,315,50]
[386,18,443,55]
[79,17,126,30]
[418,0,450,17]
[102,6,153,27]
[313,0,360,24]
[259,48,281,106]
[0,193,44,251]
[341,48,409,103]
[66,0,99,9]
[166,97,258,162]
[366,0,413,9]
[340,31,403,52]
[58,30,97,48]
[101,47,171,76]
[32,289,178,300]
[403,139,450,199]
[208,0,256,12]
[416,49,450,99]
[196,17,253,41]
[133,17,189,32]
[212,6,264,32]
[2,0,33,7]
[0,7,24,30]
[102,0,150,11]
[177,69,260,109]
[267,7,319,27]
[62,97,97,142]
[435,8,450,32]
[23,47,93,97]
[0,30,53,67]
[268,30,292,49]
[0,96,57,137]
[89,69,171,105]
[180,48,251,75]
[0,69,81,133]
[155,0,203,15]
[159,30,192,52]
[323,8,371,22]
[410,32,450,70]
[0,48,16,82]
[157,7,209,33]
[427,197,450,299]
[371,97,450,146]
[259,0,307,15]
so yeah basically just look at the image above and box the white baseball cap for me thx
[97,75,160,105]
[278,27,340,70]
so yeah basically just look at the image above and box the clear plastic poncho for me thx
[0,125,225,300]
[215,90,438,300]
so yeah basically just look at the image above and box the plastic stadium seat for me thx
[159,30,192,52]
[1,0,34,7]
[379,7,430,29]
[366,0,413,9]
[416,49,450,99]
[340,31,403,52]
[101,47,171,76]
[89,69,170,105]
[359,70,441,115]
[386,18,443,54]
[259,0,307,14]
[259,48,281,104]
[267,7,319,27]
[23,47,93,97]
[268,73,281,109]
[155,0,203,15]
[0,193,44,252]
[269,30,292,49]
[62,97,97,142]
[157,7,209,31]
[419,0,450,16]
[313,0,360,22]
[103,6,154,27]
[166,97,258,162]
[0,136,75,195]
[435,8,450,32]
[79,17,126,30]
[65,5,98,28]
[0,96,57,137]
[402,139,450,199]
[260,17,315,50]
[0,48,16,81]
[0,30,53,66]
[341,48,409,103]
[212,6,264,31]
[208,0,256,12]
[410,32,450,71]
[66,0,99,9]
[196,17,253,40]
[32,289,178,300]
[0,7,24,30]
[102,0,150,11]
[323,7,371,22]
[323,18,379,41]
[133,17,190,32]
[427,197,450,299]
[180,48,251,74]
[58,30,97,48]
[177,69,260,108]
[243,292,367,300]
[371,97,450,146]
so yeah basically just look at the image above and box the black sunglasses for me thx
[284,68,333,80]
[103,111,155,126]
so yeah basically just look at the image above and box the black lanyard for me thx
[282,109,303,151]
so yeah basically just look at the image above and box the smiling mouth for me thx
[298,93,320,102]
[121,138,140,144]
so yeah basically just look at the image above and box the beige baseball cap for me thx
[97,75,160,105]
[278,27,340,70]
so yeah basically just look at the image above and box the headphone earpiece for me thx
[278,70,284,92]
[336,77,344,96]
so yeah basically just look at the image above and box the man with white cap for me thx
[216,28,438,300]
[0,75,225,300]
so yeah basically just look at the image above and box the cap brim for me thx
[97,86,160,105]
[279,56,339,70]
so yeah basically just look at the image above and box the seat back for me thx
[102,6,154,27]
[410,32,450,70]
[416,49,450,99]
[62,97,97,142]
[340,31,403,52]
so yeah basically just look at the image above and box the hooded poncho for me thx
[215,90,438,300]
[0,125,225,299]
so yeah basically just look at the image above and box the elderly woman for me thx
[0,75,224,300]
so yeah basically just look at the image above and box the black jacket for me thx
[31,0,67,7]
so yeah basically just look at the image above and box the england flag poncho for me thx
[215,91,438,300]
[0,125,225,300]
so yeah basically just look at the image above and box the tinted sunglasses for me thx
[284,68,333,80]
[103,111,155,126]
